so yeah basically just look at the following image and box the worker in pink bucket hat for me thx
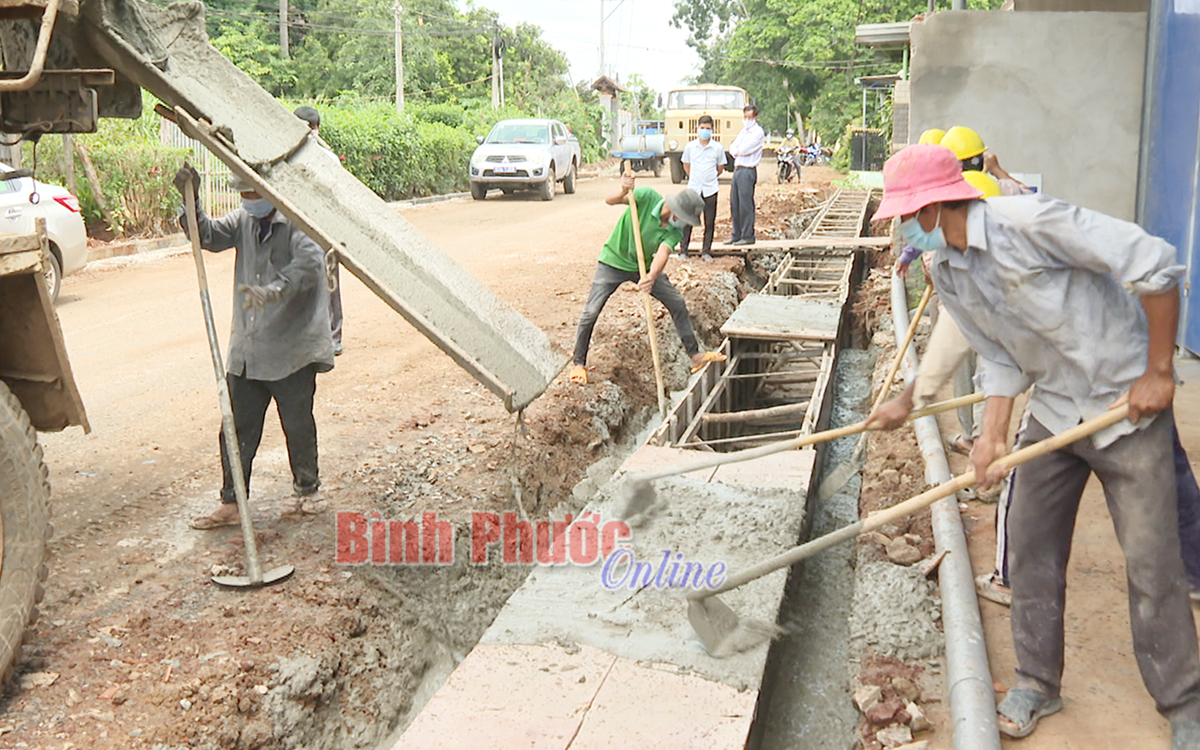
[869,143,1200,746]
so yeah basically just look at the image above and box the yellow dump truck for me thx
[662,84,749,184]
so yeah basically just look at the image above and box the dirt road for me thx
[5,168,763,749]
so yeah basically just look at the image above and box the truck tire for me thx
[669,156,685,184]
[0,380,50,684]
[652,157,662,178]
[563,162,577,194]
[539,165,556,201]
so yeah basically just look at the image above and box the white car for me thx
[468,118,581,202]
[0,163,88,300]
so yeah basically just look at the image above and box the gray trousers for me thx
[730,167,757,242]
[1009,409,1200,721]
[572,263,699,366]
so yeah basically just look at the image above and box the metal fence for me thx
[160,119,240,216]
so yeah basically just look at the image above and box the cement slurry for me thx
[89,0,568,410]
[482,475,807,691]
[754,348,872,749]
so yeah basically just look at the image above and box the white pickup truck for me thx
[468,118,581,202]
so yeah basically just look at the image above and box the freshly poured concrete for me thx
[83,0,567,410]
[393,445,816,749]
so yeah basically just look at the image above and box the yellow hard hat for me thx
[940,126,987,160]
[962,170,1001,198]
[917,128,946,146]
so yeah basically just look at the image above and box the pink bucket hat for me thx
[873,144,983,221]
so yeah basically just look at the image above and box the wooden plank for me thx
[710,236,890,253]
[701,401,811,425]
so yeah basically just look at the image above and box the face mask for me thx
[669,216,687,230]
[242,197,274,219]
[698,128,712,141]
[744,118,753,127]
[900,207,948,253]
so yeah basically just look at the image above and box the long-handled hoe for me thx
[184,169,295,588]
[687,404,1131,655]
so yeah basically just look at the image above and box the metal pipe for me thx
[890,273,1000,750]
[0,0,62,93]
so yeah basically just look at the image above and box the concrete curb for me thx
[388,174,606,209]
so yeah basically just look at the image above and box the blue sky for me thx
[479,0,702,97]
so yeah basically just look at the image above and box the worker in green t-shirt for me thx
[569,173,728,385]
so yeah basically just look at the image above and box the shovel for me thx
[620,392,984,520]
[687,403,1132,655]
[623,161,669,419]
[815,282,934,501]
[183,170,295,588]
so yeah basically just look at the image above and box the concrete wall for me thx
[909,11,1145,219]
[1014,0,1146,11]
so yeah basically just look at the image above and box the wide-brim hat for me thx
[665,189,705,227]
[873,144,983,222]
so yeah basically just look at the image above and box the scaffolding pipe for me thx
[890,273,1001,750]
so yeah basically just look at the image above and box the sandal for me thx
[569,365,588,385]
[996,687,1063,739]
[975,573,1012,607]
[690,351,728,374]
[946,433,973,456]
[190,508,241,530]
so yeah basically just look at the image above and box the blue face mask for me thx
[900,208,947,253]
[669,216,687,230]
[698,128,712,141]
[241,197,274,219]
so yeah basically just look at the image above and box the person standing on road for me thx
[174,164,335,530]
[680,114,724,262]
[569,175,727,385]
[294,105,345,357]
[871,143,1200,747]
[727,104,765,246]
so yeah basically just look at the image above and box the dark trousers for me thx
[572,263,700,366]
[220,364,320,503]
[1008,409,1200,721]
[680,192,719,257]
[329,261,343,346]
[730,166,757,242]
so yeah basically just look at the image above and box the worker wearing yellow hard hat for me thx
[940,125,987,171]
[961,170,1002,198]
[917,128,946,146]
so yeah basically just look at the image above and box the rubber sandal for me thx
[690,351,728,374]
[190,509,241,530]
[946,433,973,456]
[997,688,1063,739]
[975,573,1012,607]
[569,365,588,385]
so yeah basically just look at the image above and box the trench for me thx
[752,348,874,750]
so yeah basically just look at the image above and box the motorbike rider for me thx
[779,128,802,182]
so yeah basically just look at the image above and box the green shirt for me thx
[597,187,683,273]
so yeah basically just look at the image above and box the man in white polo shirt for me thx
[680,114,725,262]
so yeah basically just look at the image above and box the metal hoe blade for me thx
[687,595,741,655]
[213,565,296,588]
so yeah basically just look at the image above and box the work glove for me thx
[237,282,284,312]
[173,162,201,201]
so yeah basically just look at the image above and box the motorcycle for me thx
[777,146,800,183]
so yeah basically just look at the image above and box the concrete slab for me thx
[569,658,759,750]
[720,294,843,341]
[394,642,615,750]
[709,449,816,492]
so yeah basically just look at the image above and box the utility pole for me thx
[279,0,289,58]
[395,3,404,114]
[491,24,502,109]
[598,0,605,78]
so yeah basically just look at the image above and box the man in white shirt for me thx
[727,104,765,245]
[680,114,725,261]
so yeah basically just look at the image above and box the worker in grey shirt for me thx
[873,143,1200,747]
[680,114,725,261]
[726,104,764,245]
[174,164,335,530]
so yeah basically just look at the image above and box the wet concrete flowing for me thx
[753,348,875,750]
